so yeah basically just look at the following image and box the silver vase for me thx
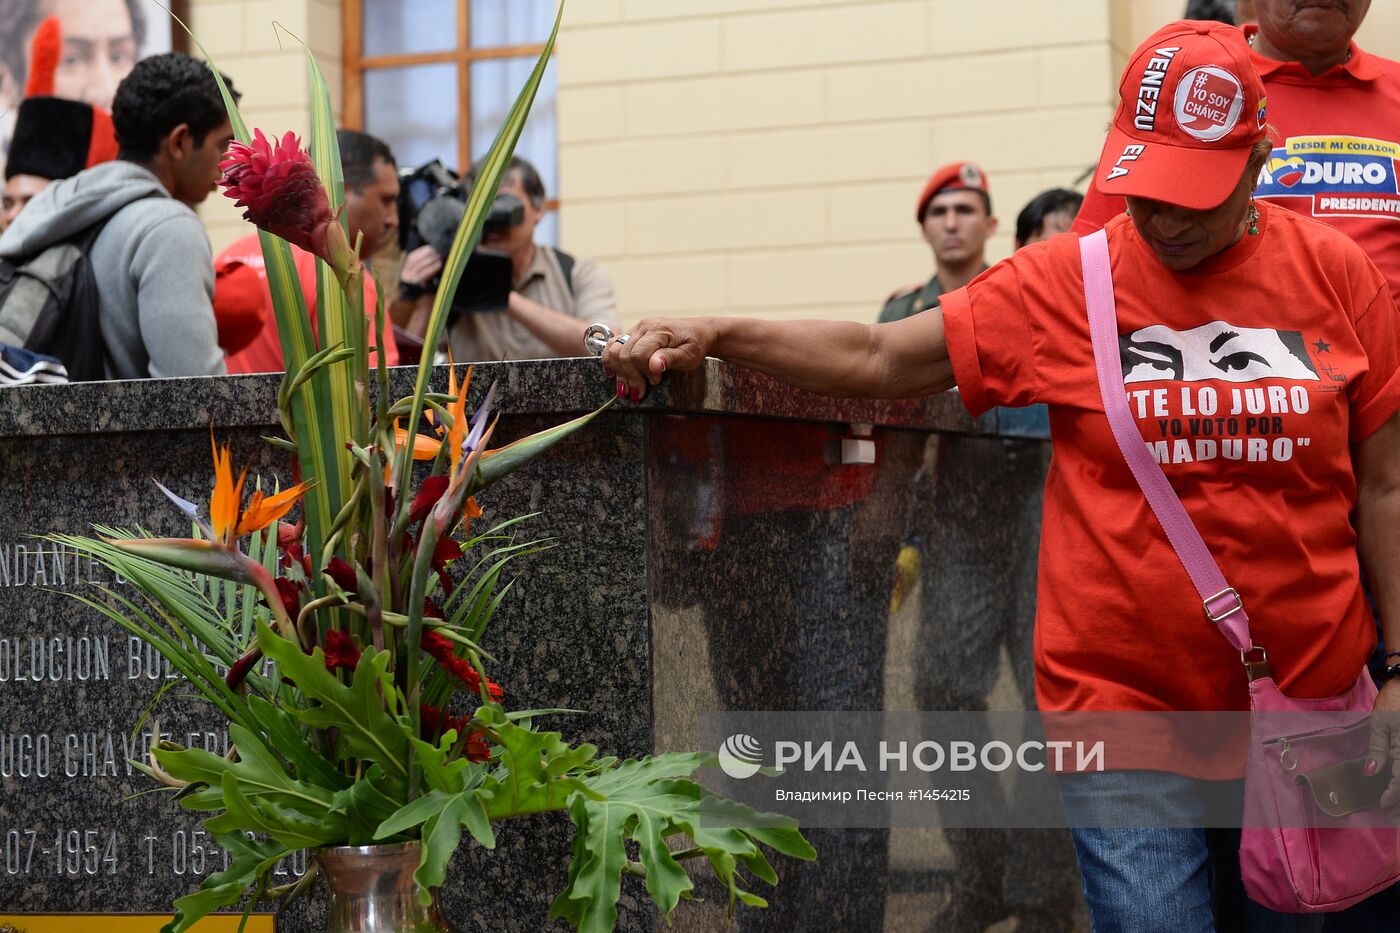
[315,842,457,933]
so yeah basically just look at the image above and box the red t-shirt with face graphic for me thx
[941,202,1400,715]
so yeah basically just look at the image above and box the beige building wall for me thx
[556,1,1120,326]
[188,0,343,254]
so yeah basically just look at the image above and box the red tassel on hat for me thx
[87,107,119,167]
[24,17,61,98]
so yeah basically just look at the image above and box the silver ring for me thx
[583,322,614,356]
[616,334,630,346]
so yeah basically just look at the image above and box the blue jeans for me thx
[1059,770,1325,933]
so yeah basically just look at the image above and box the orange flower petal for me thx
[394,421,443,461]
[446,365,471,475]
[209,433,244,545]
[235,480,315,536]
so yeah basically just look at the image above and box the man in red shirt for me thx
[213,129,401,373]
[1074,1,1400,302]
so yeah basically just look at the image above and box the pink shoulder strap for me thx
[1078,229,1256,655]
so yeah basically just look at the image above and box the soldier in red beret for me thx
[878,161,997,323]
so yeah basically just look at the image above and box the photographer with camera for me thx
[395,155,619,362]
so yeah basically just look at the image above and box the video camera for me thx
[396,160,522,315]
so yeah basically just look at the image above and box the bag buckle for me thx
[1240,645,1271,681]
[1204,587,1244,622]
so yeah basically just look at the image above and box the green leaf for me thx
[392,0,565,516]
[550,754,815,930]
[256,621,411,780]
[475,708,598,821]
[160,831,289,933]
[410,734,473,795]
[153,724,337,820]
[329,767,406,845]
[177,12,343,601]
[244,694,348,790]
[206,773,343,850]
[471,402,614,496]
[375,788,457,840]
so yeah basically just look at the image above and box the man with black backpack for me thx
[0,53,235,381]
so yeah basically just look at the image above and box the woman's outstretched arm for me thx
[602,308,955,401]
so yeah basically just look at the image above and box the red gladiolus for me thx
[419,703,466,740]
[273,576,301,619]
[325,557,358,594]
[225,646,262,689]
[323,629,361,672]
[431,535,462,594]
[409,475,449,525]
[464,730,492,763]
[418,704,491,761]
[421,630,503,700]
[219,129,348,271]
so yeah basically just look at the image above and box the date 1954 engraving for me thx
[3,828,118,876]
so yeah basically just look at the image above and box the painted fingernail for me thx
[659,357,668,372]
[616,382,625,399]
[604,366,614,378]
[1365,758,1380,777]
[630,386,641,404]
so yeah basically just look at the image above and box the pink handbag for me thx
[1078,228,1400,912]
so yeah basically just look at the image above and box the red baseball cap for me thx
[1094,20,1268,210]
[916,161,989,222]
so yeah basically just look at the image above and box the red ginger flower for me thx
[220,129,350,273]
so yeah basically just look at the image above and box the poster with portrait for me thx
[0,0,189,176]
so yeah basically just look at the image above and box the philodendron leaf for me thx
[206,773,345,851]
[410,733,474,795]
[329,765,406,845]
[375,786,495,904]
[244,694,349,790]
[153,724,339,819]
[548,754,816,932]
[256,620,411,781]
[474,707,599,820]
[160,831,289,933]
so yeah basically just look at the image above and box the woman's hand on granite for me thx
[603,316,716,403]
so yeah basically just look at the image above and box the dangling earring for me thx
[1247,199,1259,236]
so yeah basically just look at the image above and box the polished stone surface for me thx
[0,361,1079,932]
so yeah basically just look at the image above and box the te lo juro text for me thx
[1129,385,1315,464]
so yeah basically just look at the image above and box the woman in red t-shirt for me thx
[603,20,1400,933]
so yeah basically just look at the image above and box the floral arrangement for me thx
[51,9,811,932]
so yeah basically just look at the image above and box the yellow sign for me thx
[1284,135,1400,158]
[0,916,273,932]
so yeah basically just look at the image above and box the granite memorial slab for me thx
[0,359,1080,931]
